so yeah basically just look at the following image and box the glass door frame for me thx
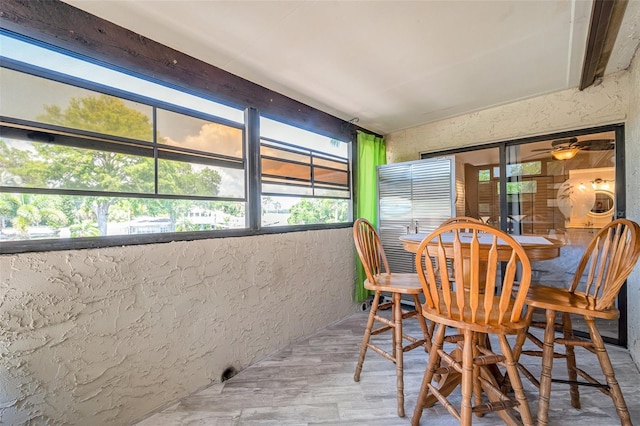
[421,123,627,346]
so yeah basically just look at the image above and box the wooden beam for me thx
[0,0,378,141]
[579,0,628,90]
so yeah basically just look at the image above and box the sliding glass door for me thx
[423,123,626,345]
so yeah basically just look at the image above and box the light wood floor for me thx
[136,311,640,425]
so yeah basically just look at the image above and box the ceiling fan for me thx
[530,137,615,160]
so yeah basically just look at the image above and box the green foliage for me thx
[0,193,68,236]
[37,94,153,141]
[214,201,243,217]
[478,169,491,182]
[288,198,348,225]
[0,93,225,238]
[175,218,214,232]
[193,168,222,196]
[39,208,68,229]
[0,140,33,187]
[158,160,221,197]
[70,220,100,237]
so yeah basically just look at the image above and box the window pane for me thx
[262,158,310,181]
[261,118,349,157]
[0,68,154,142]
[313,166,349,186]
[508,131,618,340]
[156,109,243,158]
[504,180,537,194]
[0,135,154,193]
[1,33,244,124]
[158,158,245,198]
[261,195,348,226]
[259,134,350,195]
[261,145,310,163]
[262,183,312,196]
[0,193,246,241]
[314,157,348,170]
[259,117,351,226]
[287,198,349,225]
[506,161,541,177]
[314,188,350,198]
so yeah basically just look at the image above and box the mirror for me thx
[589,190,614,216]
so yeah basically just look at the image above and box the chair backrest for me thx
[353,218,390,285]
[440,216,485,236]
[570,218,640,310]
[440,216,483,226]
[415,222,532,326]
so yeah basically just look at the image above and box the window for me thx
[500,181,538,194]
[0,33,353,252]
[0,66,247,241]
[260,118,351,226]
[478,169,491,181]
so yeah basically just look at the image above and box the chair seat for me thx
[364,273,424,294]
[525,285,620,320]
[422,291,529,334]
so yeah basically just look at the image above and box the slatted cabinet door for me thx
[377,157,456,274]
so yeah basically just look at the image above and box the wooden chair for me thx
[513,218,640,426]
[440,216,484,226]
[352,218,432,417]
[438,217,484,279]
[412,222,534,426]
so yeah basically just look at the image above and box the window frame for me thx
[0,37,354,254]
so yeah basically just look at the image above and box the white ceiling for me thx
[64,0,640,135]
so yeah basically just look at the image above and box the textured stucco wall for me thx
[386,67,640,367]
[626,49,640,363]
[386,71,629,163]
[0,228,356,424]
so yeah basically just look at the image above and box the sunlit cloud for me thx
[161,123,243,158]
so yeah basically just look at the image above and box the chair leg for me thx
[393,292,405,417]
[412,294,432,352]
[473,333,484,417]
[412,322,447,426]
[501,307,536,394]
[585,317,632,426]
[499,334,534,426]
[512,307,535,362]
[354,291,380,382]
[537,308,557,426]
[562,312,580,408]
[460,329,474,426]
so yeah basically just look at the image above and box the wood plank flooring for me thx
[136,311,640,425]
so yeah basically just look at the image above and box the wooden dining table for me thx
[399,231,564,261]
[399,230,565,408]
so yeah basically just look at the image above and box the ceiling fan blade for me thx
[575,139,615,150]
[550,137,578,147]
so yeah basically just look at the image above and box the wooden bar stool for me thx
[440,216,484,226]
[412,222,534,426]
[352,218,433,417]
[513,218,640,426]
[438,217,484,281]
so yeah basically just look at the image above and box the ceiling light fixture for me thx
[551,147,580,160]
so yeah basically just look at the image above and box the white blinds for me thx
[378,157,455,273]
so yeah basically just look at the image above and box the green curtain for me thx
[355,130,386,302]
